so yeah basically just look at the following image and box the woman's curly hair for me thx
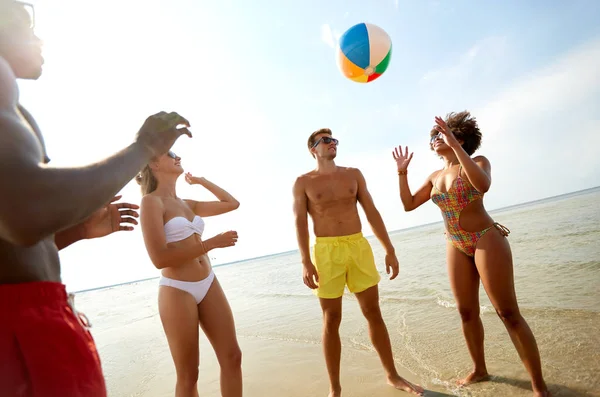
[430,111,482,156]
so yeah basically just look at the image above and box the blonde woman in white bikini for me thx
[137,150,241,397]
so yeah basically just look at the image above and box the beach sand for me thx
[97,322,448,397]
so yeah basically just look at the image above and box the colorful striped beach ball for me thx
[337,22,392,83]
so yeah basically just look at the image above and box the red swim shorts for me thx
[0,281,107,397]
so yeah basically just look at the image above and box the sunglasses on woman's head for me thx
[312,136,339,148]
[167,151,177,159]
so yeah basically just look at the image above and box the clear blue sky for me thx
[19,0,600,291]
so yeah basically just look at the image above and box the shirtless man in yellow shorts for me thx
[292,128,424,397]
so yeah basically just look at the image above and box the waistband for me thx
[159,269,215,284]
[315,232,364,244]
[0,281,68,311]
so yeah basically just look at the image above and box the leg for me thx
[355,285,424,395]
[197,278,242,397]
[446,242,490,386]
[158,286,201,397]
[474,229,550,396]
[319,297,343,397]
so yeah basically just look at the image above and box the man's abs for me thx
[0,236,61,284]
[310,205,363,237]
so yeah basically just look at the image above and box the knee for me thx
[221,346,242,370]
[323,310,342,330]
[361,304,383,324]
[457,306,480,323]
[496,307,521,328]
[176,366,199,388]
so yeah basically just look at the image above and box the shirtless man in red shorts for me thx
[0,2,191,396]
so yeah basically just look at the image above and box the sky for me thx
[18,0,600,291]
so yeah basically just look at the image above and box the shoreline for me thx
[71,185,599,294]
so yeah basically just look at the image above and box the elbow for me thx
[400,199,415,212]
[294,217,308,231]
[151,257,171,270]
[2,229,43,247]
[148,251,171,270]
[231,200,240,210]
[477,181,491,194]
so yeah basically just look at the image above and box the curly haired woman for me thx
[392,112,550,397]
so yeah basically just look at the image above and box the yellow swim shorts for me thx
[310,232,381,299]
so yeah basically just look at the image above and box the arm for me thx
[355,169,395,254]
[140,195,225,269]
[398,171,436,211]
[454,150,492,193]
[54,224,85,250]
[55,195,140,250]
[434,116,491,193]
[184,175,240,217]
[392,145,433,211]
[0,60,152,246]
[292,177,311,265]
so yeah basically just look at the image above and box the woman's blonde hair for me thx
[135,164,158,195]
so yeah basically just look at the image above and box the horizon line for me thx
[71,184,599,294]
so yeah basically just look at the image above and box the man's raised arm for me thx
[0,58,190,246]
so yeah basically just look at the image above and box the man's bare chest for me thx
[306,177,358,204]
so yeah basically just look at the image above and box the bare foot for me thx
[328,387,341,397]
[533,389,551,397]
[387,375,424,395]
[456,370,490,386]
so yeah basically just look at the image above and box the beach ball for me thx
[337,22,392,83]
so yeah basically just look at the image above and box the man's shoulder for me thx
[295,170,316,182]
[337,165,360,172]
[337,166,363,178]
[0,57,18,109]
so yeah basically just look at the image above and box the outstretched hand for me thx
[434,116,460,149]
[392,146,413,171]
[81,195,139,239]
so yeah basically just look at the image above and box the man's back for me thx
[300,166,363,238]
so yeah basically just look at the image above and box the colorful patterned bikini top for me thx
[430,166,483,232]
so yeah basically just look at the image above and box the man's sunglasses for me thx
[312,136,339,149]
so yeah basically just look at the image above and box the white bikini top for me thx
[164,215,205,244]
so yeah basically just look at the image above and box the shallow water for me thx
[79,187,600,396]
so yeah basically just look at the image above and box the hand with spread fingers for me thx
[81,195,139,239]
[434,116,461,149]
[392,146,414,172]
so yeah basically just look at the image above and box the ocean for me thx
[76,187,600,396]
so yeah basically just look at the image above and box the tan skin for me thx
[393,116,550,397]
[139,152,241,397]
[293,132,424,397]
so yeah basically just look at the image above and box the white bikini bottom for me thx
[158,270,215,304]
